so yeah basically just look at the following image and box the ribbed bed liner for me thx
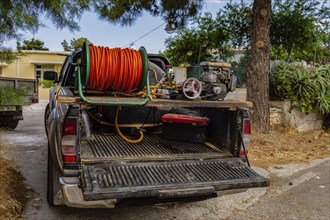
[82,158,269,200]
[80,133,269,201]
[81,133,231,161]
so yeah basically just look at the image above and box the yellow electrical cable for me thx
[115,107,144,144]
[88,111,161,128]
[150,68,159,83]
[204,142,221,152]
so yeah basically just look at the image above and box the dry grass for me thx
[249,125,330,168]
[0,144,30,220]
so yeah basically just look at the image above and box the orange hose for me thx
[88,45,143,91]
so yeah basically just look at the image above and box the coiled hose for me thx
[88,45,143,91]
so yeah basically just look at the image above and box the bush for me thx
[40,80,55,88]
[270,62,330,115]
[0,86,24,105]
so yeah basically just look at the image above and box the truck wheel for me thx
[0,118,19,129]
[44,104,50,136]
[47,145,61,206]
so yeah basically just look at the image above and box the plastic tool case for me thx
[161,113,210,143]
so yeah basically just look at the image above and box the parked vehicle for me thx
[45,47,269,208]
[0,77,38,129]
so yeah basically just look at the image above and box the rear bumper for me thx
[58,177,117,208]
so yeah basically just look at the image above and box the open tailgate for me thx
[81,158,269,201]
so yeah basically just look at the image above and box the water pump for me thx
[182,61,237,100]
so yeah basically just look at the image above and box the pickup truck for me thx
[44,49,269,208]
[0,77,38,129]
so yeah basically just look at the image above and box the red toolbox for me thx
[161,114,210,143]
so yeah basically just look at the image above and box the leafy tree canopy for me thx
[61,38,93,51]
[0,0,89,44]
[163,1,251,66]
[0,47,19,63]
[92,0,204,28]
[271,0,330,62]
[16,38,49,51]
[0,0,203,45]
[164,0,330,66]
[216,0,252,48]
[163,12,232,66]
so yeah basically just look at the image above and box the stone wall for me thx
[270,101,324,131]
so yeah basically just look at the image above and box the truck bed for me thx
[81,133,232,162]
[80,133,269,201]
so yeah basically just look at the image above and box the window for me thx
[35,64,55,80]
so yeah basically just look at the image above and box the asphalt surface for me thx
[0,104,329,220]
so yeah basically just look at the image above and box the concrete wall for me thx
[270,101,324,131]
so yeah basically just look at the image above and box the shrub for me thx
[270,62,330,115]
[0,86,25,105]
[40,79,55,88]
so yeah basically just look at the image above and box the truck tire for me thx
[47,145,61,206]
[44,104,50,136]
[0,118,19,129]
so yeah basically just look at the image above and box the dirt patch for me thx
[249,125,330,168]
[0,144,30,220]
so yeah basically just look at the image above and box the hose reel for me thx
[77,42,151,106]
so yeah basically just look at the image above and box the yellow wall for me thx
[2,51,67,100]
[3,52,66,79]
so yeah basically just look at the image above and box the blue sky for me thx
[4,0,240,52]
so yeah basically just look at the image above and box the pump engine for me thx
[182,61,237,100]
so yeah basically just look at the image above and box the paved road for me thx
[0,106,329,220]
[233,159,330,220]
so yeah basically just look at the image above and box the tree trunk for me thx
[246,0,272,133]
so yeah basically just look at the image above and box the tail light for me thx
[61,117,77,164]
[240,118,251,158]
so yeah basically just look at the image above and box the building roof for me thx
[30,60,64,65]
[15,50,70,55]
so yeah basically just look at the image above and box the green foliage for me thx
[271,0,330,63]
[92,0,204,28]
[231,52,250,86]
[315,65,330,114]
[0,86,24,106]
[61,37,92,51]
[1,0,203,46]
[16,38,49,51]
[271,63,330,115]
[0,0,89,44]
[40,80,55,89]
[163,1,252,66]
[163,12,232,66]
[216,0,252,48]
[0,47,21,64]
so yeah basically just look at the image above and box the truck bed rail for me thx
[57,95,253,109]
